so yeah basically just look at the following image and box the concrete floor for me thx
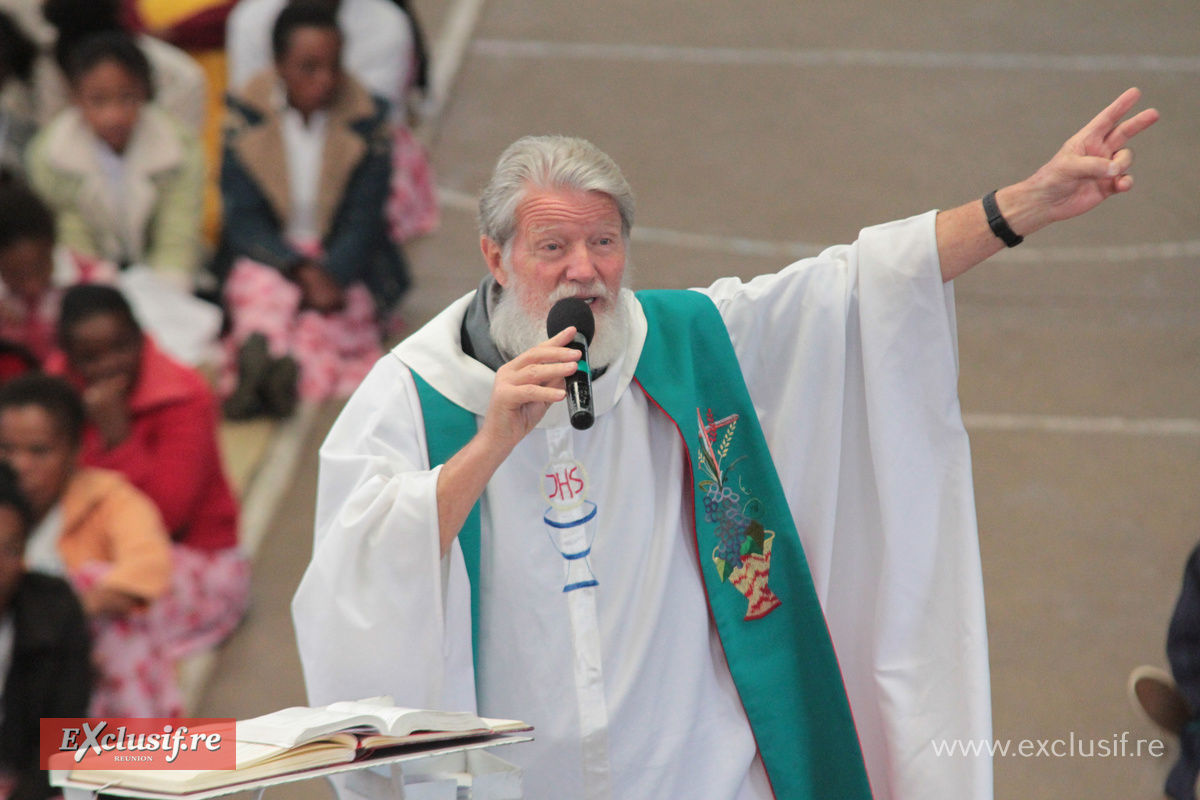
[198,1,1200,798]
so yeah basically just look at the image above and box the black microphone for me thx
[547,298,595,430]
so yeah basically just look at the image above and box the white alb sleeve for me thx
[293,354,477,713]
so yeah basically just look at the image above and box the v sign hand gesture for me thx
[936,87,1159,282]
[1023,87,1160,225]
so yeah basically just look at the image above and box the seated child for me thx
[0,461,91,800]
[215,1,409,414]
[26,31,204,286]
[0,180,115,362]
[0,373,177,717]
[35,0,208,134]
[228,0,440,248]
[49,285,249,660]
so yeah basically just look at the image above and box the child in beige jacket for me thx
[26,31,203,288]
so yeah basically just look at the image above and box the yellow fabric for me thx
[195,50,227,247]
[134,0,228,244]
[136,0,225,29]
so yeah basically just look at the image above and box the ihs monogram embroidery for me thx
[697,408,782,621]
[541,458,599,592]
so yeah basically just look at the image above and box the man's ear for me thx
[481,237,508,287]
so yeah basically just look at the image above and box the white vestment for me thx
[293,211,993,800]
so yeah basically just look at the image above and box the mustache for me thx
[544,280,612,304]
[508,279,615,320]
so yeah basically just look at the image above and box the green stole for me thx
[410,289,872,800]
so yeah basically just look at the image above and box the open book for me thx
[53,698,531,795]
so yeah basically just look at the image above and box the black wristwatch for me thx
[982,189,1023,247]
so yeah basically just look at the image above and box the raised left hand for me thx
[936,88,1160,282]
[1015,87,1159,232]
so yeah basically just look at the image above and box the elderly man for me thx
[294,89,1157,800]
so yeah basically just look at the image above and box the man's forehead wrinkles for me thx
[516,189,621,231]
[524,217,619,237]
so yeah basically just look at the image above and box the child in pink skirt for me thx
[214,2,409,416]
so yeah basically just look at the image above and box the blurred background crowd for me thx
[0,0,436,796]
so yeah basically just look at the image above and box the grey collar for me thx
[460,275,507,372]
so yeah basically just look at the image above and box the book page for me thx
[480,718,535,733]
[326,701,484,736]
[237,706,384,747]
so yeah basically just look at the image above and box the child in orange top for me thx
[0,374,178,717]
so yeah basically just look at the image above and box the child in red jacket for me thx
[49,284,249,659]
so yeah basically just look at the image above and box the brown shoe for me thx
[1129,664,1192,737]
[261,355,299,418]
[223,333,271,420]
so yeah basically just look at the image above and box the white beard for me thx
[490,279,632,370]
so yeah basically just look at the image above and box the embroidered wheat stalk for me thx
[717,420,737,460]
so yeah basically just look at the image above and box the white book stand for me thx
[52,735,531,800]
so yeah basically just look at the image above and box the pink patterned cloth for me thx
[386,126,440,244]
[155,544,250,662]
[222,258,383,402]
[70,562,182,719]
[69,546,249,717]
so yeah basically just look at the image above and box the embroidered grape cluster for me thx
[706,485,749,567]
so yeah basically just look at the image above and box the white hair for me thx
[478,135,635,248]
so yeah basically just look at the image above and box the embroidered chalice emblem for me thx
[542,459,599,592]
[697,409,782,620]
